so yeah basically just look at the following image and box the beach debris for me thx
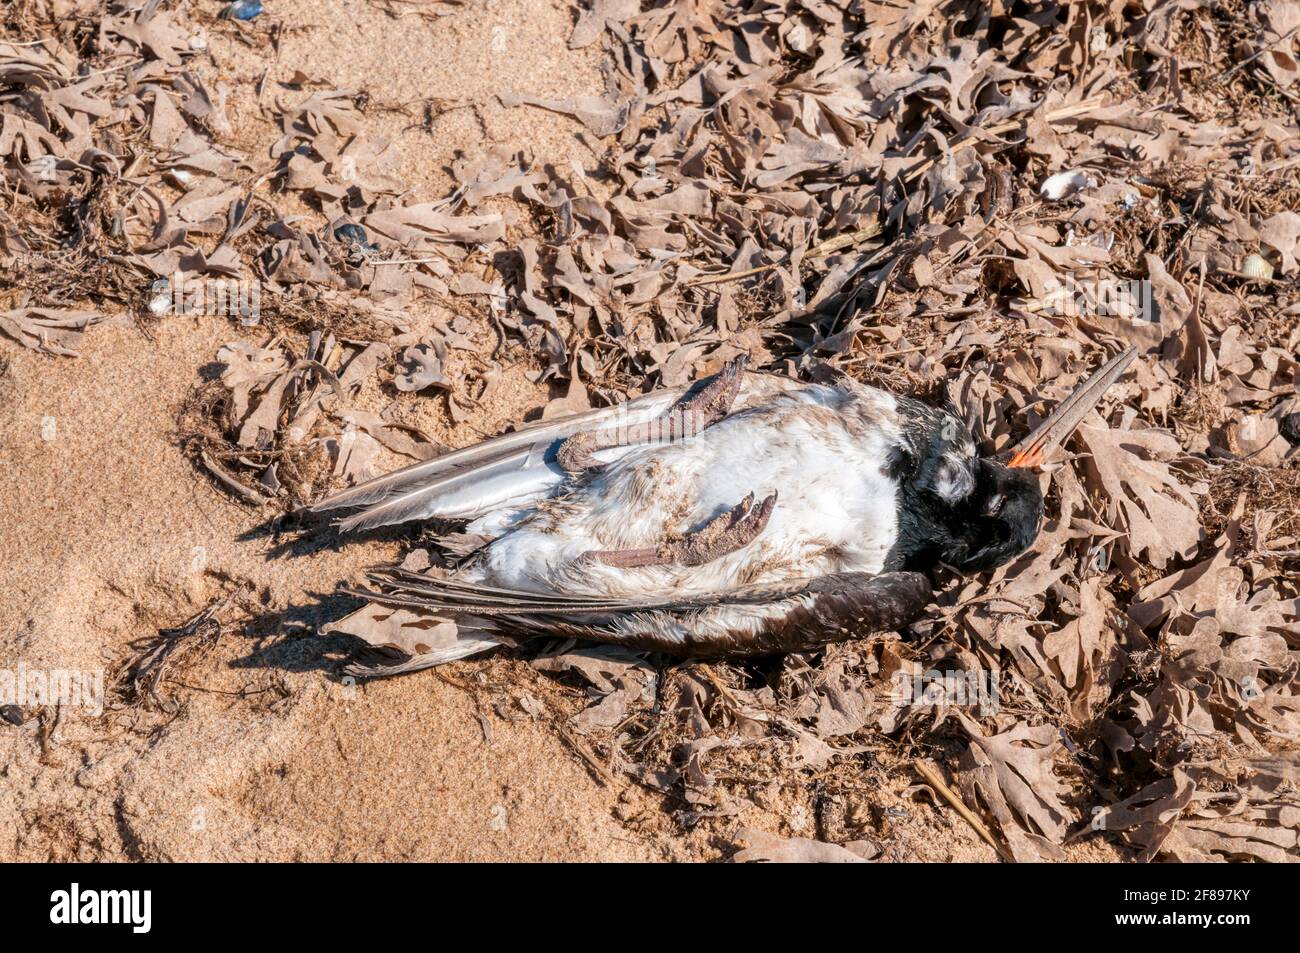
[184,335,440,505]
[333,223,380,256]
[1259,212,1300,275]
[731,828,875,863]
[3,0,1298,863]
[1039,169,1097,201]
[393,341,450,393]
[117,592,243,712]
[147,279,173,316]
[221,0,265,21]
[914,761,1010,861]
[0,304,102,357]
[1241,253,1276,280]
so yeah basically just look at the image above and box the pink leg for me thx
[557,356,748,475]
[581,491,776,568]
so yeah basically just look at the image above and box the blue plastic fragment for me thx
[221,0,264,21]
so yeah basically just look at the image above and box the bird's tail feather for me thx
[321,601,506,676]
[342,635,504,677]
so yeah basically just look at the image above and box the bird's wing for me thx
[348,564,819,613]
[344,568,933,659]
[307,371,800,533]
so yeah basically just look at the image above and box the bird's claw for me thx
[580,489,776,569]
[556,356,749,477]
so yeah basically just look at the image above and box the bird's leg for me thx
[556,356,748,475]
[581,491,776,568]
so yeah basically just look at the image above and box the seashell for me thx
[147,279,171,316]
[1039,169,1096,202]
[1241,253,1274,280]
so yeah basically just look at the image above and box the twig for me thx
[119,591,243,711]
[1262,154,1300,175]
[200,450,272,505]
[861,344,928,363]
[1214,25,1299,82]
[903,98,1105,183]
[684,262,783,289]
[914,760,1013,862]
[38,705,63,766]
[555,722,617,787]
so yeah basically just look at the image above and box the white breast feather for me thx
[466,383,903,598]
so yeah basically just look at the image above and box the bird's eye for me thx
[985,493,1005,517]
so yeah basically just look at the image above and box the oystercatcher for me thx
[310,348,1136,675]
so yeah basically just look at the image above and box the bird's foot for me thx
[678,353,747,432]
[556,355,748,476]
[581,491,776,568]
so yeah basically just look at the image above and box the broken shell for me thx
[147,278,172,315]
[1241,253,1275,280]
[333,222,381,256]
[1039,169,1096,202]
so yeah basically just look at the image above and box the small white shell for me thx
[1039,169,1096,202]
[147,284,172,315]
[1241,253,1275,280]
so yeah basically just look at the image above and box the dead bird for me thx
[309,348,1136,675]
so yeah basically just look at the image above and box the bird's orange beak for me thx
[1007,346,1137,469]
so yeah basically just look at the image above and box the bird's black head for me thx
[889,449,1045,576]
[939,460,1044,573]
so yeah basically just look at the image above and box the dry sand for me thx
[1,0,679,863]
[0,0,1106,863]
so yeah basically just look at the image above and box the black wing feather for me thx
[346,570,933,658]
